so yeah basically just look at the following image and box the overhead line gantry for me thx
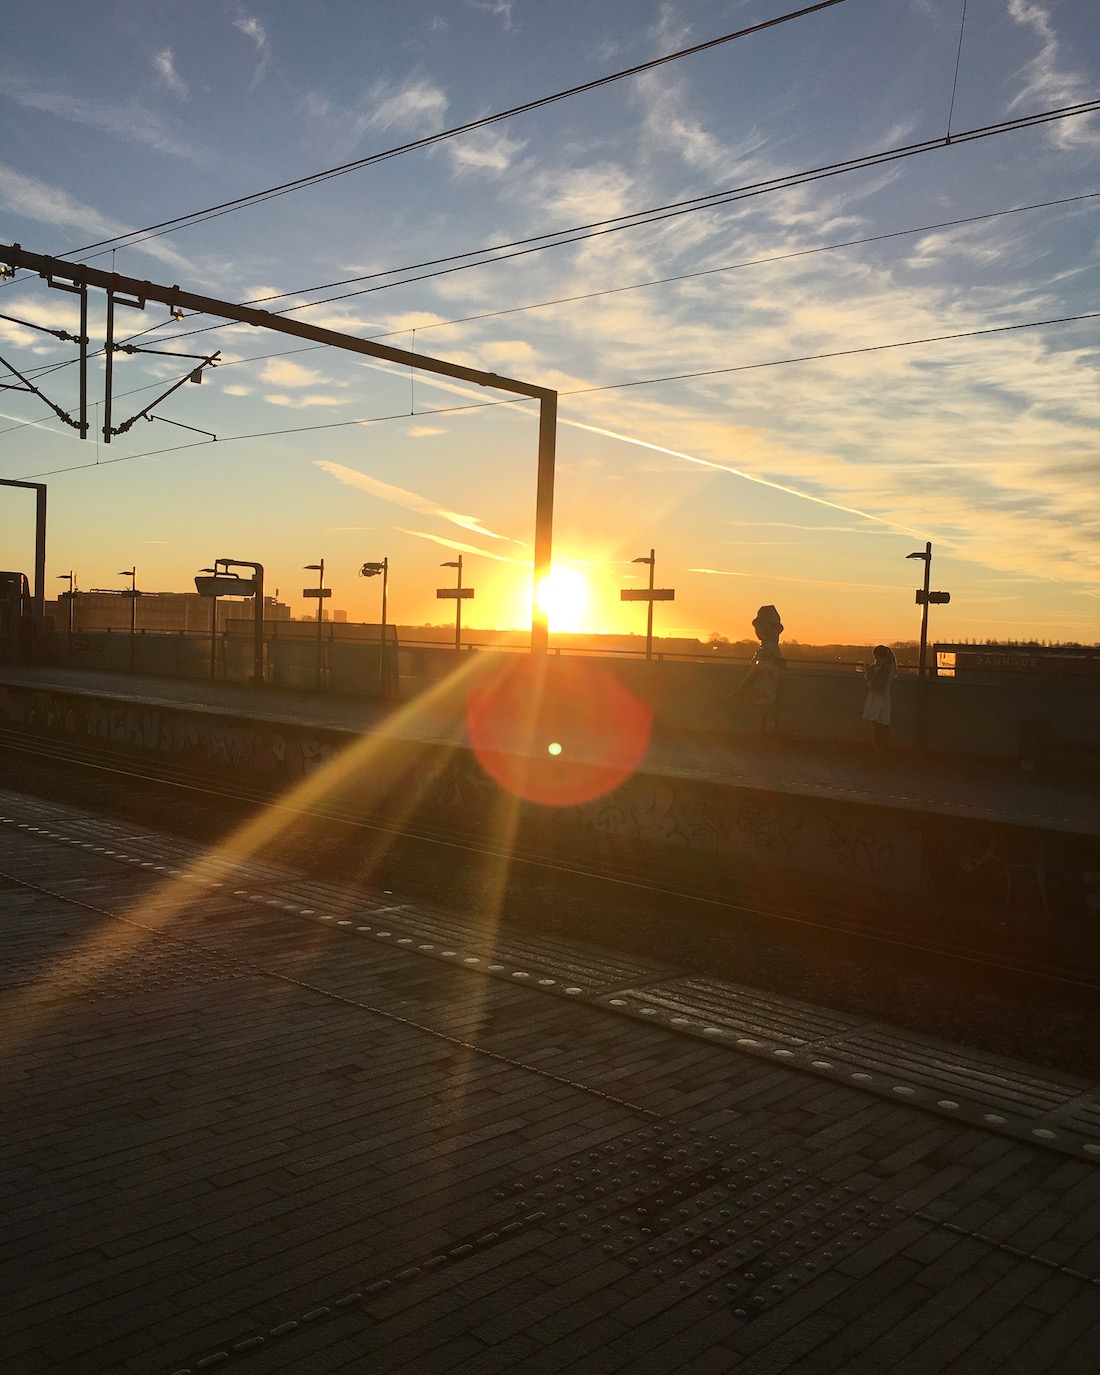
[0,243,558,654]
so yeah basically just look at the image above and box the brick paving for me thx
[0,808,1098,1372]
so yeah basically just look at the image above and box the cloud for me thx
[0,162,196,272]
[316,460,513,541]
[691,568,910,593]
[259,358,327,388]
[153,49,188,98]
[0,76,205,163]
[0,296,83,346]
[408,425,444,437]
[446,126,526,175]
[364,79,447,134]
[397,528,526,563]
[1006,0,1099,146]
[264,393,347,408]
[233,10,271,87]
[465,0,515,31]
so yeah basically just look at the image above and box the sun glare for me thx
[535,567,589,632]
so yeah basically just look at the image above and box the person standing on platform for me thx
[735,604,786,736]
[862,644,897,756]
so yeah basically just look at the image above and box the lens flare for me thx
[466,657,652,806]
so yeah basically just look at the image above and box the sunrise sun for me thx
[535,567,589,633]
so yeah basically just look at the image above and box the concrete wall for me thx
[2,677,1097,951]
[35,630,1099,764]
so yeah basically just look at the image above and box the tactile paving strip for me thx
[2,790,1098,1162]
[171,1120,1100,1374]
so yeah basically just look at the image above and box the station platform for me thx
[1,787,1098,1374]
[1,665,1097,837]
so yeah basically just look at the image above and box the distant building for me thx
[935,643,1100,680]
[47,590,291,633]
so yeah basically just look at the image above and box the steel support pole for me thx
[531,392,557,656]
[314,559,325,692]
[646,549,656,662]
[454,555,463,651]
[379,560,389,700]
[209,595,218,682]
[918,542,931,681]
[251,566,265,687]
[917,541,931,749]
[32,485,46,628]
[1,479,47,627]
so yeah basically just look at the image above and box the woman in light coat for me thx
[862,645,897,755]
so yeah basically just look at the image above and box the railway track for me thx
[1,723,1097,995]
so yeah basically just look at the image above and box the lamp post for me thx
[906,542,951,748]
[360,559,389,699]
[118,565,137,672]
[303,560,328,691]
[620,549,675,661]
[196,561,262,683]
[56,571,75,634]
[438,557,473,650]
[906,543,933,683]
[197,565,236,681]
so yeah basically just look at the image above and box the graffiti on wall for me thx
[2,683,1096,936]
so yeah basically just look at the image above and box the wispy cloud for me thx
[0,162,196,271]
[1006,0,1099,146]
[0,77,206,163]
[397,528,526,563]
[465,0,515,31]
[233,10,271,88]
[364,78,447,134]
[259,358,328,388]
[446,126,526,175]
[264,393,347,408]
[691,568,911,592]
[153,49,188,98]
[316,460,513,541]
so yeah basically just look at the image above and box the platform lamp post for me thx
[57,571,75,633]
[438,557,473,650]
[197,566,234,682]
[118,565,138,672]
[360,559,389,699]
[907,542,950,748]
[620,549,675,662]
[303,560,330,691]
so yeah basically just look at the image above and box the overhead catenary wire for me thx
[37,1,848,266]
[254,99,1100,313]
[5,180,1092,426]
[6,184,1093,398]
[16,309,1097,480]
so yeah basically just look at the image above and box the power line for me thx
[259,100,1100,313]
[8,186,1090,412]
[15,309,1095,480]
[276,190,1100,332]
[560,310,1100,395]
[2,186,1094,445]
[46,0,848,264]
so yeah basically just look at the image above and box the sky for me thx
[1,0,1098,645]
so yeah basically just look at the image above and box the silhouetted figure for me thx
[863,644,896,756]
[18,613,36,666]
[736,604,785,736]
